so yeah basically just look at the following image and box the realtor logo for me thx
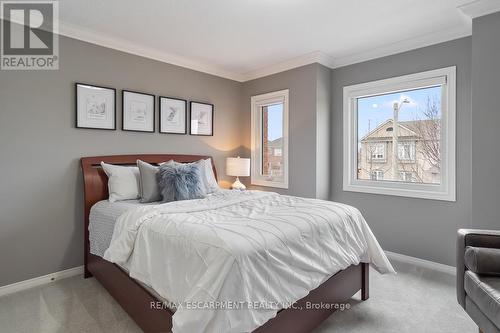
[1,1,59,70]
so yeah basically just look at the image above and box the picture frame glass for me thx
[123,91,155,132]
[76,84,115,129]
[160,98,186,134]
[191,102,213,135]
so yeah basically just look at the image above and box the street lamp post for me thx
[392,99,410,180]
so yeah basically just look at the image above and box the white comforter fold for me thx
[104,190,394,333]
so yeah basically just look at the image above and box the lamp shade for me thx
[226,157,250,177]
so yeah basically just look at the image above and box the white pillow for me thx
[198,158,220,193]
[101,162,140,202]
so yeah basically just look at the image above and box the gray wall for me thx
[3,13,499,286]
[241,63,331,198]
[0,34,243,286]
[330,37,473,266]
[471,12,500,231]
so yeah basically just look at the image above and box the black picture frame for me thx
[189,101,214,136]
[159,96,188,135]
[122,90,156,133]
[75,82,116,130]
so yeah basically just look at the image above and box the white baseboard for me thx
[0,266,84,297]
[0,252,454,297]
[385,251,455,276]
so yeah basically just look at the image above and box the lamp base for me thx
[231,177,246,190]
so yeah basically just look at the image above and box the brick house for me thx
[262,106,284,178]
[262,137,284,177]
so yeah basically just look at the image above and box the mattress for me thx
[89,199,175,310]
[89,199,154,257]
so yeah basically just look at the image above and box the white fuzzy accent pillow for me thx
[100,162,140,202]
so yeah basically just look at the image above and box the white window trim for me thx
[398,141,416,161]
[399,171,414,182]
[343,66,456,201]
[369,142,386,162]
[251,89,289,189]
[371,170,384,181]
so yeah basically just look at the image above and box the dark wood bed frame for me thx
[81,154,369,333]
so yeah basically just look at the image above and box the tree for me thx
[413,97,441,171]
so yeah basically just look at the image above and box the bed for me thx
[81,154,393,333]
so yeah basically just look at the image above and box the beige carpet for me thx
[0,260,477,333]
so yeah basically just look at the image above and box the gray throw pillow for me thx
[157,162,205,202]
[465,246,500,276]
[137,160,162,203]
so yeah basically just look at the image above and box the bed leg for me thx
[84,266,93,278]
[361,263,369,301]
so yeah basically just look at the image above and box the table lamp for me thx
[226,157,250,190]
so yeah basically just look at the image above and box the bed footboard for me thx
[87,254,368,333]
[254,262,368,333]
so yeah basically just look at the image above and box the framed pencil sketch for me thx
[190,101,214,136]
[122,90,155,132]
[75,83,116,130]
[159,97,187,134]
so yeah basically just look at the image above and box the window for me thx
[371,170,384,180]
[251,90,289,188]
[369,142,386,161]
[343,67,456,201]
[399,171,414,182]
[398,142,415,161]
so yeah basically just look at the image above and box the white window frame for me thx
[251,89,289,189]
[369,142,386,162]
[343,66,456,201]
[398,141,416,161]
[399,171,414,182]
[371,170,384,181]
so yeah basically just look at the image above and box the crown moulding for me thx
[2,3,489,82]
[457,0,500,19]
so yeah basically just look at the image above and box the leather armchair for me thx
[457,229,500,333]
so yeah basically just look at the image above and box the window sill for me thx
[251,178,289,189]
[343,181,455,202]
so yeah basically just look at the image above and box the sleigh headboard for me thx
[80,154,217,273]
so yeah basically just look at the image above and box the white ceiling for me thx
[57,0,481,81]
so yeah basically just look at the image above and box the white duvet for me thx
[104,190,394,333]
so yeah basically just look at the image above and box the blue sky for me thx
[357,86,441,139]
[266,103,283,141]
